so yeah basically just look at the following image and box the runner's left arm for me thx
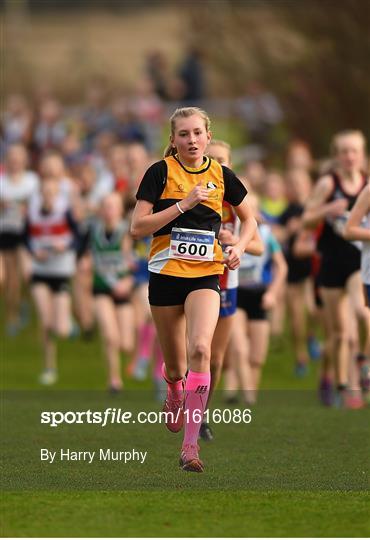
[343,184,370,242]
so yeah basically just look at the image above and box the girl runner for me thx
[260,170,288,336]
[125,143,160,384]
[293,226,334,405]
[344,182,370,399]
[25,177,79,385]
[71,162,99,340]
[344,182,370,302]
[0,144,39,335]
[279,168,321,376]
[228,193,287,404]
[199,139,263,441]
[90,192,135,392]
[131,107,257,472]
[303,130,370,406]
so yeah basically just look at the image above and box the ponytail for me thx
[163,143,177,158]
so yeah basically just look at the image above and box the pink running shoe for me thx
[162,380,185,433]
[179,444,204,473]
[345,394,364,410]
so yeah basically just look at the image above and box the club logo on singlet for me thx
[206,181,217,190]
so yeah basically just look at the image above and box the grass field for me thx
[1,304,369,537]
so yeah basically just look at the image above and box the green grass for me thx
[1,305,369,537]
[2,491,369,537]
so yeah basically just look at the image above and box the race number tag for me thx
[169,227,215,261]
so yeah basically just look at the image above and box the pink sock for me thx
[183,370,210,447]
[153,341,164,381]
[161,363,184,401]
[137,323,155,359]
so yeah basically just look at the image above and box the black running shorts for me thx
[0,232,23,251]
[319,254,360,289]
[237,286,267,321]
[31,274,70,294]
[92,287,131,306]
[148,272,220,306]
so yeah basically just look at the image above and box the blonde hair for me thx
[163,107,211,158]
[208,139,230,151]
[207,139,232,163]
[330,130,367,156]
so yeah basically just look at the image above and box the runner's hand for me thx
[219,228,237,245]
[223,245,242,270]
[262,291,276,310]
[52,240,67,253]
[326,198,348,218]
[112,276,133,298]
[34,249,49,262]
[181,182,209,211]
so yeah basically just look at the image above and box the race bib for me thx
[238,265,258,287]
[169,227,215,261]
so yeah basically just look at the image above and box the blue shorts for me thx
[220,287,237,318]
[366,284,370,306]
[134,259,149,286]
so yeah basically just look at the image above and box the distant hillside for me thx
[3,6,183,99]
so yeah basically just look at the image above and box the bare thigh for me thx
[304,277,317,317]
[116,302,135,352]
[185,288,220,372]
[31,283,54,329]
[3,250,19,281]
[347,271,370,322]
[228,309,249,359]
[74,256,93,291]
[95,296,120,348]
[228,308,251,390]
[0,253,4,287]
[248,320,270,366]
[133,283,151,326]
[320,288,349,338]
[287,282,305,313]
[211,315,234,365]
[3,250,20,298]
[18,247,32,283]
[53,292,72,337]
[287,283,306,331]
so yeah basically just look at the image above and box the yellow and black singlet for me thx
[135,155,247,278]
